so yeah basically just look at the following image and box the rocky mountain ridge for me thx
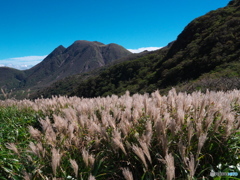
[0,40,132,94]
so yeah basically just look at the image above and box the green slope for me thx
[0,67,26,90]
[30,0,240,98]
[29,50,155,98]
[68,0,240,97]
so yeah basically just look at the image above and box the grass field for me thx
[0,89,239,179]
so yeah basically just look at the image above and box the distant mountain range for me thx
[0,40,132,97]
[1,0,240,99]
[0,64,34,70]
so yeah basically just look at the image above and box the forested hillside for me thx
[67,0,240,97]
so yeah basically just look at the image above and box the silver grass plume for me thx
[6,143,19,155]
[112,129,127,155]
[70,159,78,178]
[132,144,148,170]
[165,153,175,180]
[51,148,62,176]
[88,174,96,180]
[122,168,134,180]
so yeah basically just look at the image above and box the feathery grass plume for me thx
[67,123,75,141]
[142,120,153,146]
[51,148,62,176]
[198,99,206,121]
[169,118,178,136]
[62,108,78,123]
[100,110,109,127]
[177,107,185,126]
[165,153,175,180]
[26,155,33,162]
[197,132,208,156]
[132,108,140,123]
[139,140,152,164]
[178,140,187,165]
[89,121,101,135]
[122,167,134,180]
[112,129,127,155]
[119,118,132,136]
[28,142,39,157]
[45,123,57,147]
[36,142,45,158]
[82,148,95,168]
[155,115,169,155]
[88,174,96,180]
[155,114,166,136]
[151,90,162,108]
[112,105,121,120]
[39,117,51,132]
[1,88,10,99]
[187,122,194,144]
[53,114,68,133]
[167,88,177,110]
[106,112,116,129]
[88,153,95,168]
[143,94,149,114]
[132,144,148,170]
[225,113,235,137]
[100,126,108,141]
[148,105,158,121]
[70,159,78,178]
[6,143,19,155]
[28,126,41,140]
[195,121,203,138]
[187,153,196,179]
[213,114,224,132]
[160,134,169,156]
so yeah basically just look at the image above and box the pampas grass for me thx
[3,88,240,179]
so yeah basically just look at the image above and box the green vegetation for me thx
[72,48,169,98]
[0,89,240,179]
[28,0,240,99]
[0,41,132,99]
[0,106,43,179]
[0,67,26,92]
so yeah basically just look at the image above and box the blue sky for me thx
[0,0,230,69]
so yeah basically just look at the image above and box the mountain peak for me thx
[22,40,131,88]
[47,45,66,59]
[93,41,105,46]
[73,40,103,46]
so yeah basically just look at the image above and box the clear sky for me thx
[0,0,230,69]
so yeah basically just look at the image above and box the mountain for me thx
[24,40,132,87]
[0,41,132,98]
[0,67,26,90]
[29,49,157,98]
[32,0,240,98]
[154,0,240,86]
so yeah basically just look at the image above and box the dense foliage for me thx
[0,106,43,179]
[72,48,169,98]
[0,89,240,179]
